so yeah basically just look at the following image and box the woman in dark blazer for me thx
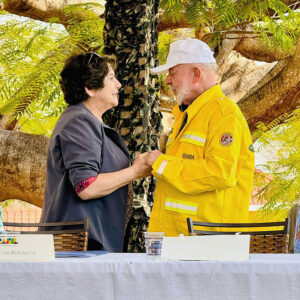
[41,53,151,251]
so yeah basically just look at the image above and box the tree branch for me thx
[238,34,300,132]
[157,14,191,32]
[235,38,295,62]
[203,29,295,62]
[0,0,103,24]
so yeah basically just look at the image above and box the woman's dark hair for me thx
[59,53,116,105]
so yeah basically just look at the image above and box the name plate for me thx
[0,234,55,262]
[161,234,250,261]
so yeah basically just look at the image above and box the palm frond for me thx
[160,0,186,23]
[0,4,105,127]
[255,107,300,211]
[162,0,299,50]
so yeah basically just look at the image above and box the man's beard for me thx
[175,79,190,106]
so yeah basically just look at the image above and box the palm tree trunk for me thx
[103,0,161,252]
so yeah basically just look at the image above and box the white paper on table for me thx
[0,234,55,262]
[161,234,250,261]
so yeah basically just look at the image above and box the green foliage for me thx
[0,1,298,138]
[0,201,8,208]
[0,18,66,135]
[62,3,105,50]
[160,0,186,23]
[0,3,104,136]
[254,108,300,215]
[161,0,300,50]
[256,5,299,51]
[157,31,174,65]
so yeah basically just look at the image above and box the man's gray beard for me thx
[175,82,189,106]
[176,94,183,106]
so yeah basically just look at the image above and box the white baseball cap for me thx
[151,38,216,74]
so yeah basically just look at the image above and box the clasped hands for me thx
[131,150,162,178]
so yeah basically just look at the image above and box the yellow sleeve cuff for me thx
[151,154,168,178]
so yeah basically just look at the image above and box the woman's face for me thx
[93,64,121,110]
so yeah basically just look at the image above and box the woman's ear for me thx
[85,87,95,98]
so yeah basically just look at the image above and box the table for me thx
[1,252,300,300]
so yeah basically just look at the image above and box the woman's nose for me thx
[116,79,121,89]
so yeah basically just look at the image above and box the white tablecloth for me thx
[1,252,300,300]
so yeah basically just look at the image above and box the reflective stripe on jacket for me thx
[148,85,255,236]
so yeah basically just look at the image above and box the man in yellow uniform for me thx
[147,38,255,236]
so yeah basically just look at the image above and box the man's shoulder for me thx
[215,95,243,117]
[198,95,236,118]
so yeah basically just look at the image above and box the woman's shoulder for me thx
[63,104,101,123]
[64,103,94,118]
[54,104,103,136]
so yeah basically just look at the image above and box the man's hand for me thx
[131,152,152,178]
[146,150,162,166]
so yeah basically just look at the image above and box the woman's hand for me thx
[78,152,156,200]
[131,152,153,178]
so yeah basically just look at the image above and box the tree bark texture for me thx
[238,34,300,132]
[103,0,161,252]
[0,130,48,207]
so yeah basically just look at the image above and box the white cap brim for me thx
[150,62,179,74]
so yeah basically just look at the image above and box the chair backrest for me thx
[4,218,90,251]
[187,217,290,253]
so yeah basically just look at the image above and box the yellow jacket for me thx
[148,85,255,236]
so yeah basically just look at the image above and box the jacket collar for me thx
[172,84,224,120]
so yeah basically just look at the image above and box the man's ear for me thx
[85,87,95,98]
[192,67,201,83]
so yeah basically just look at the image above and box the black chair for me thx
[4,218,90,251]
[187,217,290,253]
